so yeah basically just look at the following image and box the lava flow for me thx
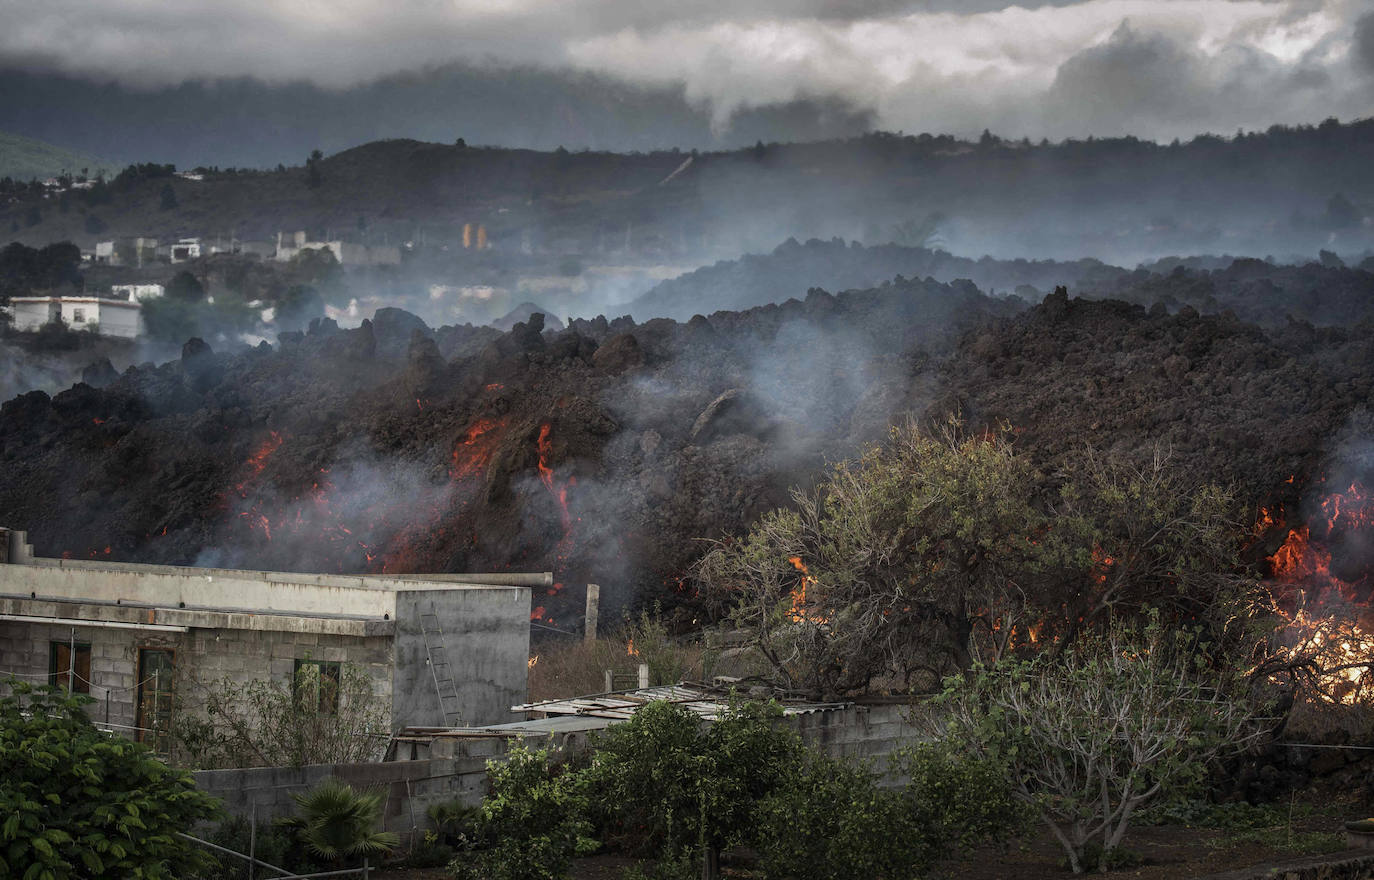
[532,422,578,620]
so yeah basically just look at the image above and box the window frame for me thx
[48,640,92,693]
[293,658,342,714]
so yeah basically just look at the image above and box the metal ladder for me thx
[419,611,463,727]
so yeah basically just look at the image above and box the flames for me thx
[627,638,638,657]
[785,555,829,624]
[1262,478,1373,704]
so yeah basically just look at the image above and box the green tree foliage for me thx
[0,241,83,300]
[0,681,222,879]
[467,699,1018,880]
[451,745,597,880]
[753,744,1026,880]
[276,778,398,866]
[931,617,1267,873]
[699,417,1256,698]
[700,416,1062,696]
[584,699,804,867]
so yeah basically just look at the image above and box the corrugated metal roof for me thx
[512,682,849,721]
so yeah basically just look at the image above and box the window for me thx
[49,641,91,692]
[72,308,86,323]
[293,659,341,713]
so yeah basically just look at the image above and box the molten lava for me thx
[536,423,578,603]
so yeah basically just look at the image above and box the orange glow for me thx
[786,555,828,624]
[528,655,539,669]
[627,638,638,657]
[91,417,104,425]
[1260,479,1373,704]
[450,417,508,482]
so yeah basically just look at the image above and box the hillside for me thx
[3,120,1373,268]
[0,130,117,182]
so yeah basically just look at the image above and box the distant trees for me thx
[166,270,206,302]
[83,214,107,235]
[24,205,41,227]
[0,241,83,300]
[159,182,178,211]
[306,149,324,188]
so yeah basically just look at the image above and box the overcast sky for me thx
[1,0,1371,141]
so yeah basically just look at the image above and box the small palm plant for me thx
[277,777,400,869]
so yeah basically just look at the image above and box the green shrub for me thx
[450,745,597,880]
[754,751,914,880]
[0,682,222,879]
[583,698,802,864]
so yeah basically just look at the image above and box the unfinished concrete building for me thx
[0,529,541,754]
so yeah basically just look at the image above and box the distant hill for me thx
[0,130,117,182]
[1,119,1371,269]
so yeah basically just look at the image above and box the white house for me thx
[168,238,201,263]
[111,283,164,302]
[9,296,143,339]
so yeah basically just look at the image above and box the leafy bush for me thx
[450,745,597,880]
[583,698,802,866]
[753,745,1025,880]
[0,681,222,879]
[932,617,1266,873]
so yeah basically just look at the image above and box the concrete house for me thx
[0,529,537,754]
[9,295,143,339]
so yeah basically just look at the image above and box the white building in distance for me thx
[276,231,401,266]
[110,283,164,302]
[9,295,143,339]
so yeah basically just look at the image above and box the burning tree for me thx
[698,416,1257,699]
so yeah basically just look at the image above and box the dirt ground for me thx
[374,790,1365,880]
[377,829,1354,880]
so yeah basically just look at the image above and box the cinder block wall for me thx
[0,621,394,751]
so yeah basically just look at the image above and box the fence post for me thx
[638,663,649,689]
[249,801,256,880]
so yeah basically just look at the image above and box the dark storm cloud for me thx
[1355,10,1374,74]
[0,0,1368,152]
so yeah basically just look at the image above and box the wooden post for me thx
[604,669,613,693]
[584,584,600,643]
[638,663,650,689]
